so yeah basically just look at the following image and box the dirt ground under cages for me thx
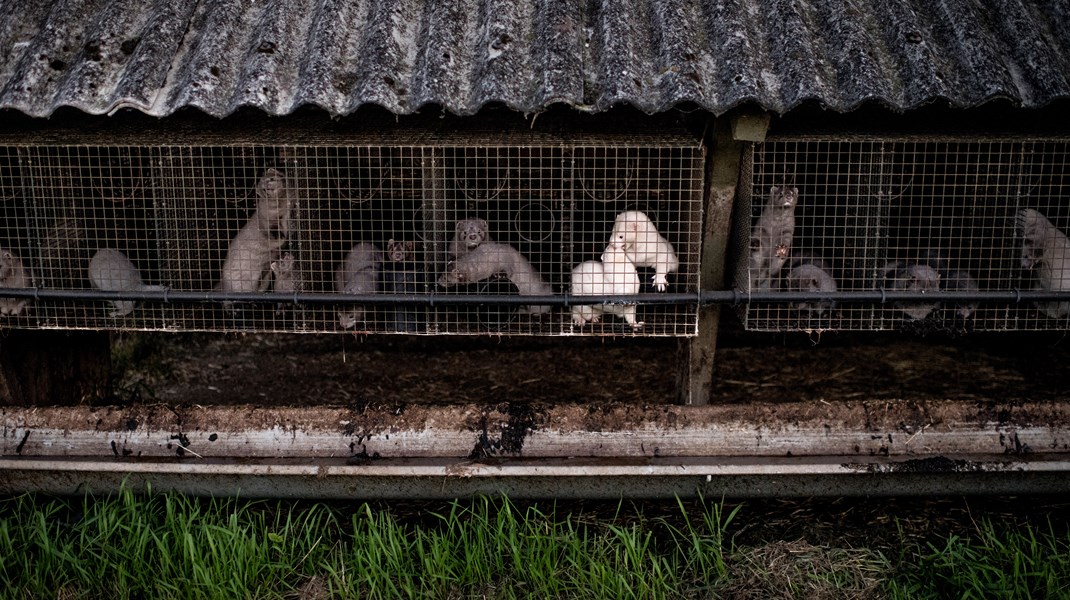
[106,313,1070,409]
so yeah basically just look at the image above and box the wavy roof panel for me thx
[1,0,1067,118]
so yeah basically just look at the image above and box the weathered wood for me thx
[677,118,747,404]
[731,112,773,142]
[0,330,110,406]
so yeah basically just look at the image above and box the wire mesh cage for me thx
[734,136,1070,332]
[0,128,704,336]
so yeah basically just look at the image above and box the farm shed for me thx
[2,0,1070,498]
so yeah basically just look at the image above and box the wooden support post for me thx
[677,114,765,405]
[0,330,111,406]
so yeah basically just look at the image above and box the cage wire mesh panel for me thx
[16,145,168,330]
[0,131,703,336]
[434,144,702,335]
[0,146,33,325]
[735,137,1070,332]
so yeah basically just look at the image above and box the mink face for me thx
[254,168,295,238]
[385,240,415,263]
[0,250,21,283]
[449,218,492,258]
[783,261,837,317]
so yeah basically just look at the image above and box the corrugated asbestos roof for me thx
[1,0,1068,119]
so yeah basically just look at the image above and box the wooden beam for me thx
[677,119,747,404]
[731,111,772,142]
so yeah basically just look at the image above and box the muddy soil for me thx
[110,315,1070,407]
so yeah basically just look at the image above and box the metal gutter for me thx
[3,401,1068,497]
[2,455,1068,499]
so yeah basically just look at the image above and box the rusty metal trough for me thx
[4,399,1069,498]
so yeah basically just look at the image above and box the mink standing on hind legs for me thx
[0,248,32,316]
[1018,208,1070,318]
[218,169,296,311]
[749,186,799,291]
[608,210,678,291]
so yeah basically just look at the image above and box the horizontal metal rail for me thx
[0,288,1068,306]
[3,455,1069,499]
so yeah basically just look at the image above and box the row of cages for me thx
[735,137,1070,332]
[1,135,1068,335]
[0,143,704,336]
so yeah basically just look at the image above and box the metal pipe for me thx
[3,456,1069,499]
[0,288,1066,306]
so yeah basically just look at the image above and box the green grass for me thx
[889,516,1070,599]
[0,489,1068,599]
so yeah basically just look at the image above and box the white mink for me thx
[448,218,492,258]
[218,169,295,299]
[335,242,382,329]
[88,248,167,317]
[437,241,553,315]
[570,242,644,329]
[783,256,837,317]
[882,261,941,320]
[219,219,287,295]
[608,210,679,292]
[1017,208,1070,318]
[749,186,799,291]
[0,247,31,316]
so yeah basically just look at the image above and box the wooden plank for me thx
[677,118,750,404]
